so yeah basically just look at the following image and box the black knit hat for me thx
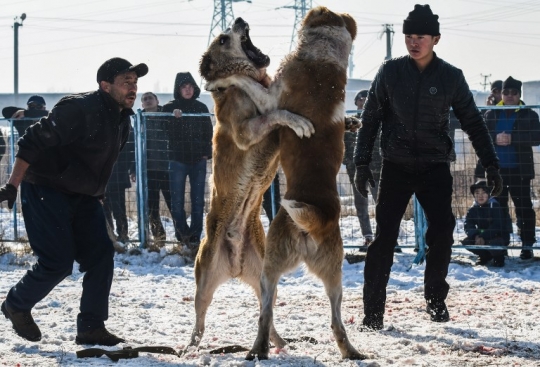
[470,180,491,196]
[490,80,502,91]
[97,57,148,83]
[354,90,368,102]
[502,76,522,91]
[403,4,440,36]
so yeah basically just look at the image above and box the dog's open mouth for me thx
[241,27,270,68]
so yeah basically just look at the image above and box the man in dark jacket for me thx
[162,72,213,250]
[141,91,172,248]
[354,5,502,330]
[483,76,540,260]
[2,95,49,137]
[0,57,148,346]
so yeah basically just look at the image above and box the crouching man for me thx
[0,57,147,346]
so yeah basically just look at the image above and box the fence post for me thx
[133,110,149,248]
[8,119,18,240]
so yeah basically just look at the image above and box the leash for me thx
[76,345,180,361]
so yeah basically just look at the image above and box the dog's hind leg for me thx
[241,249,287,350]
[189,250,230,348]
[304,235,366,360]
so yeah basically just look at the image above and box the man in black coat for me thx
[354,5,502,330]
[162,72,213,250]
[2,95,49,137]
[483,76,540,260]
[0,57,147,346]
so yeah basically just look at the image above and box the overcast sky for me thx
[1,0,539,97]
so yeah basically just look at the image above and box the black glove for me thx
[0,183,17,209]
[354,165,375,198]
[485,166,503,197]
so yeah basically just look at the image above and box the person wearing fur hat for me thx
[480,76,540,260]
[462,181,511,267]
[354,4,502,330]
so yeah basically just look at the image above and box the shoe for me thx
[1,301,42,342]
[520,249,534,260]
[394,246,402,253]
[360,314,383,331]
[475,255,492,266]
[492,256,505,267]
[76,327,125,346]
[426,299,450,322]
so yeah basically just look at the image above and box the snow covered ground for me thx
[1,214,540,366]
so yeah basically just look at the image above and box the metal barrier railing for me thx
[0,104,539,258]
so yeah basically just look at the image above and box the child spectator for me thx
[462,180,511,267]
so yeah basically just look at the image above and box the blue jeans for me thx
[169,159,207,242]
[7,182,115,332]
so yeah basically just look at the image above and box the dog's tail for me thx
[281,198,331,235]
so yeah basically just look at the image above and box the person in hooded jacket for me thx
[462,180,511,267]
[353,4,502,330]
[162,72,213,250]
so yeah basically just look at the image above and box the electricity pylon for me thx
[208,0,251,46]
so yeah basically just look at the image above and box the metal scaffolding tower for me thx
[208,0,251,46]
[281,0,312,52]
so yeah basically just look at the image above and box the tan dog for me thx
[206,7,365,360]
[189,18,314,351]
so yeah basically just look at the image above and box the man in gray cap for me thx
[0,57,147,346]
[354,4,502,330]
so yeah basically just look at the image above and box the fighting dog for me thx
[189,18,314,351]
[206,7,365,360]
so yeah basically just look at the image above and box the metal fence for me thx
[1,105,540,257]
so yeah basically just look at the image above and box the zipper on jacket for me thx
[412,72,423,173]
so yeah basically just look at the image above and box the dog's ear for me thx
[199,52,213,79]
[342,13,357,41]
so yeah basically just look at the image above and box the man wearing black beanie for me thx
[354,4,502,330]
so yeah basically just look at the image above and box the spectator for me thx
[462,180,511,267]
[486,80,503,106]
[103,129,135,245]
[344,90,378,247]
[141,92,173,248]
[484,76,540,260]
[262,173,281,223]
[162,72,213,252]
[354,5,502,330]
[0,57,148,346]
[2,95,49,137]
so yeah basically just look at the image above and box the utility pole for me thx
[13,13,26,105]
[380,24,394,60]
[280,0,312,52]
[480,73,491,91]
[207,0,251,46]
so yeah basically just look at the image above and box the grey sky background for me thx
[1,0,539,98]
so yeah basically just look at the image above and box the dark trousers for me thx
[463,236,507,258]
[147,170,172,240]
[262,174,281,223]
[498,168,535,245]
[103,188,128,240]
[363,161,455,318]
[345,162,377,238]
[7,182,115,331]
[169,159,207,242]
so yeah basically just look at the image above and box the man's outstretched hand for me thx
[354,165,375,198]
[0,184,17,209]
[486,166,503,197]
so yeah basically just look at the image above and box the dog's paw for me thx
[345,116,361,132]
[282,113,315,138]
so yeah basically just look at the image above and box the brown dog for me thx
[206,7,365,360]
[189,18,314,351]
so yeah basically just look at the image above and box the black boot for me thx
[1,301,42,342]
[76,327,125,346]
[426,299,450,322]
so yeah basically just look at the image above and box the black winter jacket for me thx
[464,197,511,242]
[474,103,540,179]
[107,129,135,191]
[17,90,133,197]
[143,105,171,172]
[354,54,498,173]
[162,72,213,164]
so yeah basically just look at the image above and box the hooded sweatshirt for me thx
[162,72,213,164]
